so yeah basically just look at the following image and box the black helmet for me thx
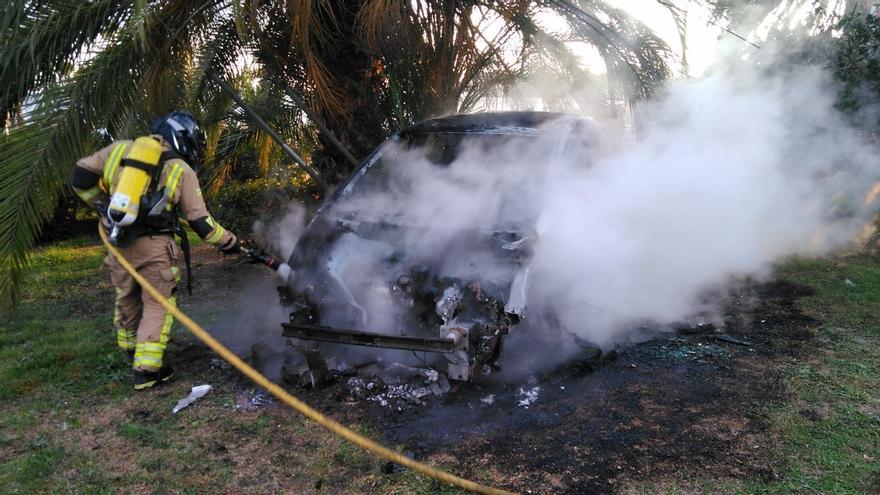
[149,110,207,165]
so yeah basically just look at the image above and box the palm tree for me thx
[1,0,682,304]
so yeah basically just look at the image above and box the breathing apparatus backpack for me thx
[104,135,194,293]
[106,136,176,247]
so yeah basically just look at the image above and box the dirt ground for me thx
[182,245,825,494]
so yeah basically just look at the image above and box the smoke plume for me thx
[253,202,308,260]
[328,54,877,350]
[532,64,875,345]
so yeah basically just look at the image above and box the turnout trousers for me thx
[104,233,180,372]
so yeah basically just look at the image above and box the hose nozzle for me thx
[243,245,293,280]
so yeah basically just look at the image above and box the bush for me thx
[208,177,313,238]
[834,13,880,131]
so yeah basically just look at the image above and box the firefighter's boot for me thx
[133,367,174,390]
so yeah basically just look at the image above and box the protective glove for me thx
[220,237,241,255]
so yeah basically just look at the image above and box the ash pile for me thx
[281,349,452,410]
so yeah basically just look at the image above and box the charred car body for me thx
[281,112,602,382]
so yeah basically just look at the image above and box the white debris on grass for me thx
[172,384,212,414]
[517,386,541,408]
[480,394,495,405]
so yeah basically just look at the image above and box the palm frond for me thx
[544,0,672,117]
[1,46,145,305]
[657,0,690,75]
[0,0,130,120]
[0,0,230,304]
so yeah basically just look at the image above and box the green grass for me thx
[0,441,66,494]
[0,237,468,494]
[648,256,880,495]
[3,237,876,494]
[0,239,128,494]
[757,255,880,495]
[117,422,167,447]
[0,239,126,404]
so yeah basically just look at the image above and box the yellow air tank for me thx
[107,136,162,226]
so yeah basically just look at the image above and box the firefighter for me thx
[71,110,241,390]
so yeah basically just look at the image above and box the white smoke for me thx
[253,201,308,260]
[324,56,877,349]
[533,65,874,346]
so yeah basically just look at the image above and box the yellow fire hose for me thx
[99,227,515,495]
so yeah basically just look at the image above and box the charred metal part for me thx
[435,280,512,381]
[290,304,320,327]
[446,357,471,381]
[393,275,412,295]
[282,323,457,353]
[250,341,281,377]
[435,285,463,323]
[467,281,486,303]
[281,349,336,389]
[280,292,322,328]
[442,326,471,380]
[502,236,530,251]
[505,265,530,317]
[715,334,751,346]
[492,231,533,261]
[474,322,508,371]
[283,273,510,382]
[277,285,296,307]
[442,326,468,349]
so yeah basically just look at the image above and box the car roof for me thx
[399,111,579,135]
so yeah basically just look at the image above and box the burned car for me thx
[281,112,602,382]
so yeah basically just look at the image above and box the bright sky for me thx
[565,0,858,76]
[537,0,729,78]
[485,1,733,114]
[608,0,726,76]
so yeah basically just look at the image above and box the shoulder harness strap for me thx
[160,152,186,212]
[159,151,192,294]
[102,142,128,187]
